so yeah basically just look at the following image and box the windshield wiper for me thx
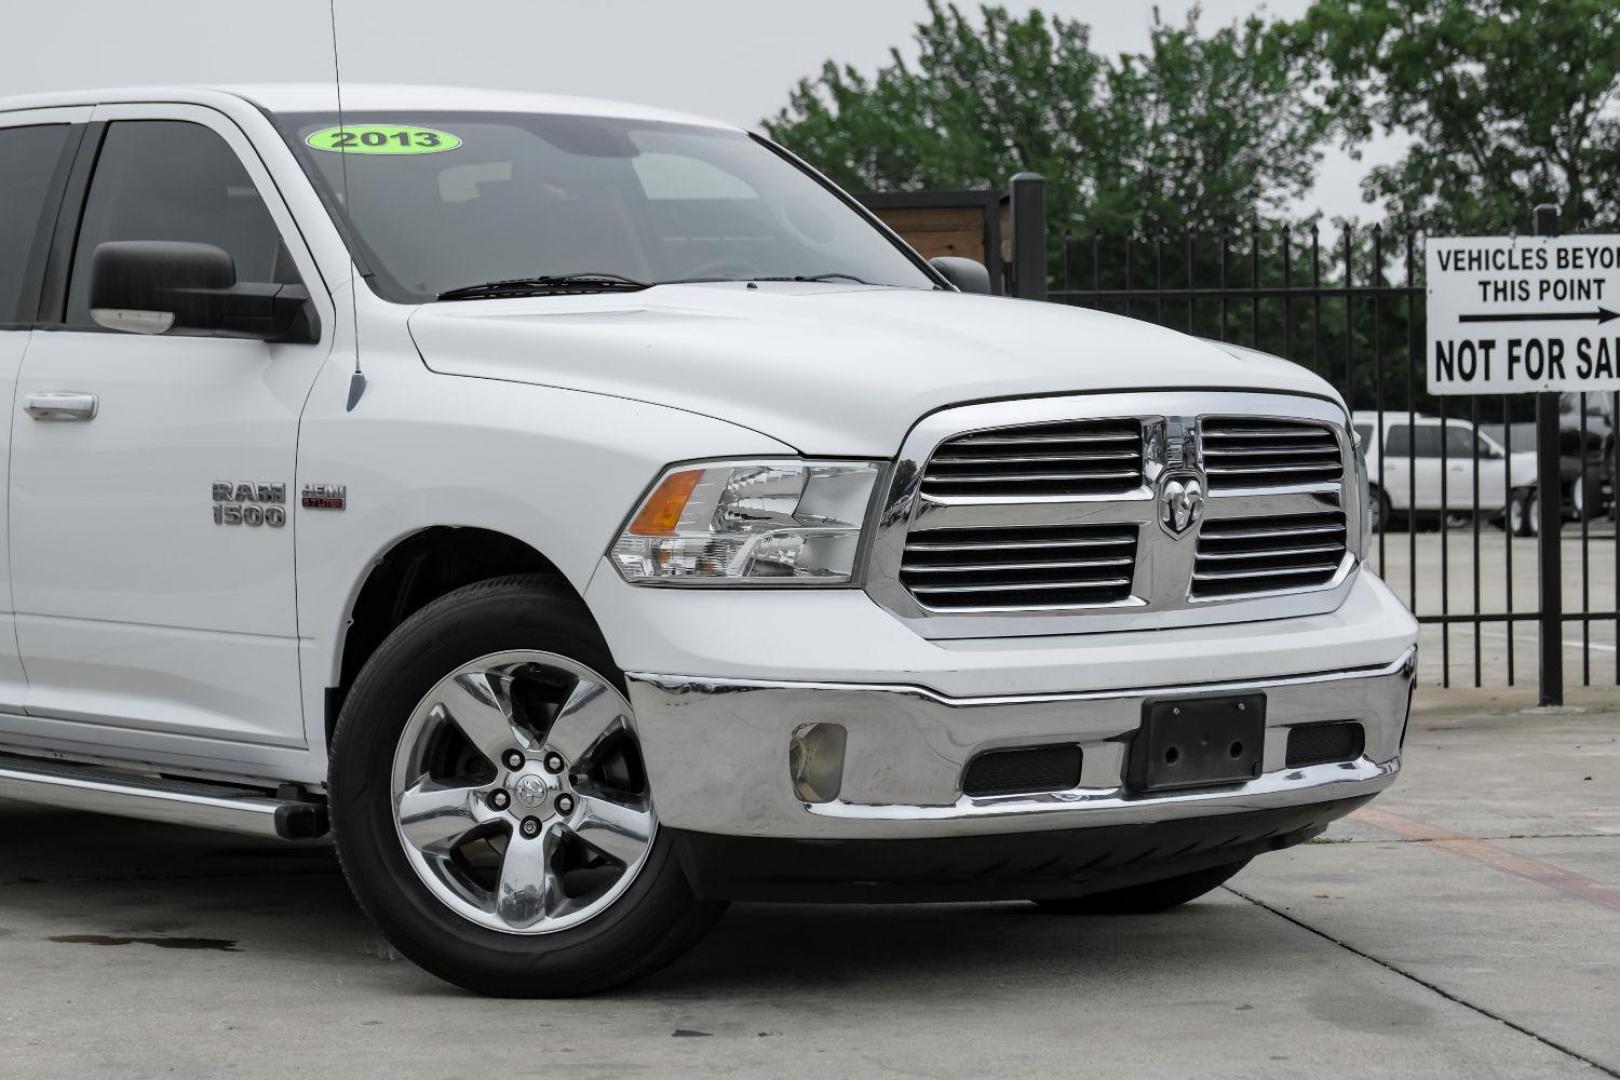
[437,273,653,301]
[748,273,875,285]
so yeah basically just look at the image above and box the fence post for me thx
[1009,172,1047,301]
[1533,203,1564,706]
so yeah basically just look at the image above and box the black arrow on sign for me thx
[1459,307,1618,325]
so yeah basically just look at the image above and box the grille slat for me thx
[1197,543,1344,561]
[1203,428,1333,441]
[949,432,1141,447]
[1199,522,1345,542]
[1192,512,1348,598]
[1193,562,1343,582]
[901,524,1138,610]
[931,450,1141,465]
[1207,462,1342,476]
[907,536,1131,553]
[1203,446,1341,459]
[1201,418,1343,490]
[911,577,1135,595]
[921,420,1144,498]
[905,556,1135,575]
[921,469,1142,485]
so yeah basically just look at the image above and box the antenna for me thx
[328,0,366,410]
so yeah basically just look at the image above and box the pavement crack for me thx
[1226,885,1620,1079]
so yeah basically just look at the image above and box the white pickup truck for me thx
[0,85,1417,996]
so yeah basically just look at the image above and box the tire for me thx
[1368,487,1392,534]
[1032,859,1250,915]
[1509,490,1536,537]
[329,574,724,997]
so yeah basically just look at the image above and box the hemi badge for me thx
[301,483,347,511]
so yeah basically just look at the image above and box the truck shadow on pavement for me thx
[0,799,1256,997]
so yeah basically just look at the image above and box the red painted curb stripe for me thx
[1352,806,1620,915]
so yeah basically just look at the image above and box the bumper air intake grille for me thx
[920,419,1144,499]
[901,524,1138,611]
[1201,417,1343,490]
[1192,512,1348,599]
[963,745,1083,797]
[1286,722,1365,767]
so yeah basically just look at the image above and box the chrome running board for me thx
[0,752,327,839]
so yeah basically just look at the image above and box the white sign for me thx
[1426,235,1620,394]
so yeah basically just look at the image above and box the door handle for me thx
[25,392,98,422]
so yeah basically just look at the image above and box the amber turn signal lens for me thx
[627,469,703,536]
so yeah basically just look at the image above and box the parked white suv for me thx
[0,86,1417,995]
[1353,411,1539,532]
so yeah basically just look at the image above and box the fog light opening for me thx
[789,723,847,804]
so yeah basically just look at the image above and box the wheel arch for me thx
[329,525,586,744]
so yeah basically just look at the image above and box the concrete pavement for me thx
[0,691,1615,1080]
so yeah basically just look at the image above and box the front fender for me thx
[293,356,792,761]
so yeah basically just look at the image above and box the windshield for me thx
[276,111,936,302]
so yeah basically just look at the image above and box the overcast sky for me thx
[2,0,1400,220]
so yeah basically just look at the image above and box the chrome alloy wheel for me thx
[390,650,655,935]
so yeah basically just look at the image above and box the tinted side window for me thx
[1385,425,1442,458]
[1444,426,1477,456]
[1410,426,1443,458]
[66,121,296,327]
[0,124,72,324]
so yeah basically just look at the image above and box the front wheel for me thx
[329,576,723,997]
[1032,859,1250,915]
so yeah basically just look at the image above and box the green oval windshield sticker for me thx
[305,125,462,155]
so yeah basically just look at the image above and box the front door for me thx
[8,104,332,750]
[0,112,86,716]
[1440,422,1483,513]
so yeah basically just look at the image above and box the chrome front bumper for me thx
[624,645,1416,841]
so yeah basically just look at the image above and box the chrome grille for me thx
[920,420,1143,499]
[1200,418,1343,490]
[870,392,1361,636]
[1192,512,1348,598]
[900,524,1138,610]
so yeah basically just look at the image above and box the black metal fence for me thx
[1050,221,1619,693]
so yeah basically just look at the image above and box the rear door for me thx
[1381,423,1413,509]
[8,103,333,751]
[0,109,89,716]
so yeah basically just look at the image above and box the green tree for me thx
[764,2,1330,238]
[1300,0,1620,232]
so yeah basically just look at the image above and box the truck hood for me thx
[407,282,1343,454]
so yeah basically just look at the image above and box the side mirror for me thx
[89,240,317,343]
[929,256,993,295]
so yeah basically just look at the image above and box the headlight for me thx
[610,460,884,585]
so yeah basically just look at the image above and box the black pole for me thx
[1533,203,1563,706]
[1009,172,1047,301]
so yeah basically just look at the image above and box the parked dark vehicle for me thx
[1559,394,1615,526]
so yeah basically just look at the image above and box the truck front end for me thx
[590,387,1417,902]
